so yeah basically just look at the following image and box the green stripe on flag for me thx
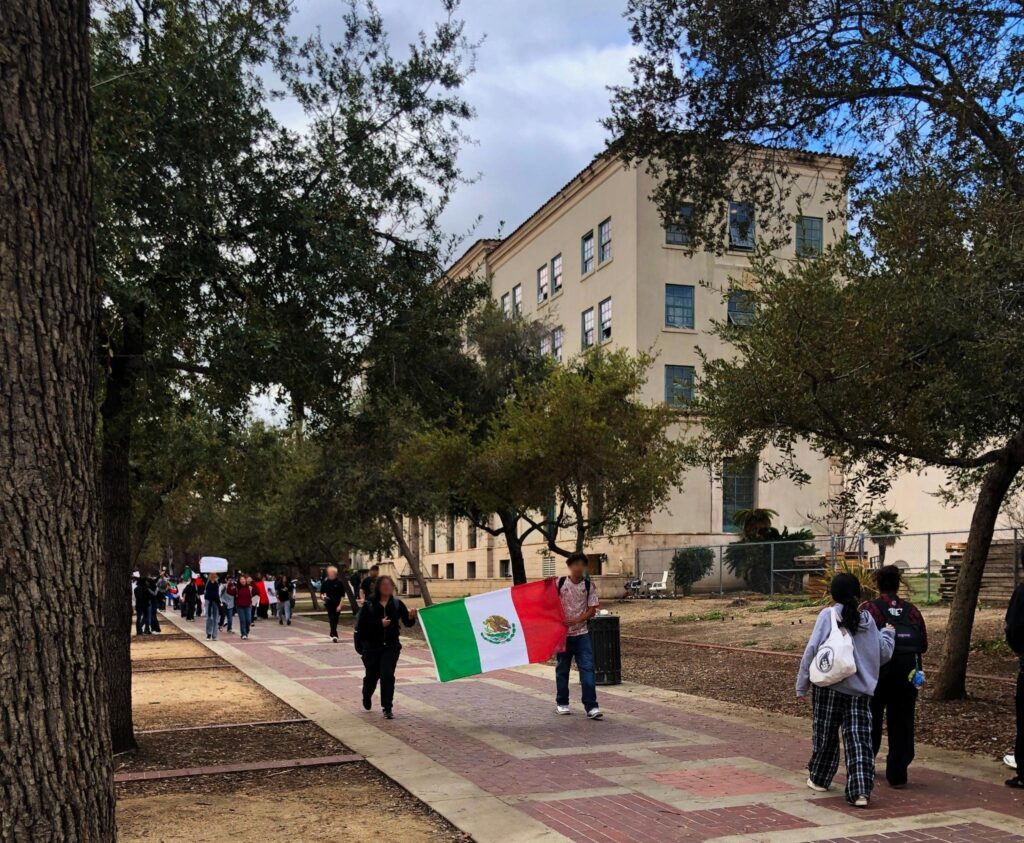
[419,598,481,682]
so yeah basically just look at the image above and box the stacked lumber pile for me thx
[940,540,1021,605]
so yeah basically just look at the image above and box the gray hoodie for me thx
[796,605,895,698]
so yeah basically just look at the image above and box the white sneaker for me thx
[586,707,603,720]
[331,636,339,643]
[806,777,828,792]
[555,705,571,715]
[853,796,869,808]
[1004,754,1017,770]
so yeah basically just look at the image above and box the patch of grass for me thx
[669,609,726,624]
[741,640,758,647]
[776,642,799,652]
[753,599,818,612]
[751,621,772,628]
[904,573,941,604]
[972,637,1014,656]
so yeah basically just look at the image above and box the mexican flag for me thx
[254,579,277,605]
[419,578,567,682]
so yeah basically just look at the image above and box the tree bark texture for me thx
[932,445,1024,699]
[497,510,528,585]
[387,513,432,605]
[0,1,117,839]
[100,306,143,754]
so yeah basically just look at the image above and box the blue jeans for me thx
[556,633,597,710]
[223,605,234,632]
[205,601,220,638]
[237,606,252,637]
[278,600,292,623]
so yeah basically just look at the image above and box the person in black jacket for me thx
[319,566,346,642]
[1006,581,1024,789]
[134,579,151,634]
[182,578,198,621]
[356,575,416,719]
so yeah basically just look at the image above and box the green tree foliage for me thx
[862,509,907,567]
[91,0,477,748]
[724,527,817,594]
[607,0,1024,699]
[671,547,715,595]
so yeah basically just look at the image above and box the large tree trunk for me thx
[100,306,143,754]
[0,0,117,837]
[932,446,1024,700]
[386,513,432,605]
[497,510,528,585]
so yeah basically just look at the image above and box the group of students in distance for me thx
[798,565,1024,807]
[315,553,604,722]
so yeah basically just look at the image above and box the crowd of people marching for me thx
[132,555,1024,808]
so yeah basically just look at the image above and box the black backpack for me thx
[557,576,591,597]
[873,598,925,655]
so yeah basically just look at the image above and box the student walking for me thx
[222,578,236,634]
[1006,581,1024,789]
[204,573,221,640]
[182,578,198,621]
[797,573,895,807]
[349,568,364,604]
[360,564,380,602]
[355,575,417,719]
[235,575,255,640]
[134,578,151,635]
[320,566,345,642]
[862,565,927,788]
[555,552,602,720]
[277,575,293,625]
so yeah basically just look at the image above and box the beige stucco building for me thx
[382,151,975,598]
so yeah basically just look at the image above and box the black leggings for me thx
[326,603,341,638]
[362,646,401,711]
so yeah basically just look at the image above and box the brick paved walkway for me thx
[171,613,1023,843]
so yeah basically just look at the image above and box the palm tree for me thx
[863,509,907,568]
[731,507,779,540]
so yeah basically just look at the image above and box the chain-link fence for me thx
[633,527,1023,600]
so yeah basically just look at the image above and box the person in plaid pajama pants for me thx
[797,574,895,807]
[809,685,875,802]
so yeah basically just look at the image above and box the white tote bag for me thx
[809,607,857,687]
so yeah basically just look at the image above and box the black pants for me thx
[185,598,196,621]
[362,646,401,712]
[326,602,341,638]
[135,607,150,634]
[870,668,918,786]
[1015,667,1024,773]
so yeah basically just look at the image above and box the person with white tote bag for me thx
[796,573,895,807]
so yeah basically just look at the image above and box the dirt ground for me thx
[120,615,466,842]
[117,764,467,841]
[606,595,1020,760]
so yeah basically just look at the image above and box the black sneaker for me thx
[362,695,372,711]
[383,709,393,719]
[1006,777,1024,789]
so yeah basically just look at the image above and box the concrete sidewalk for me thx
[169,612,1023,843]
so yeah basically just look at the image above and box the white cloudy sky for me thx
[286,0,639,241]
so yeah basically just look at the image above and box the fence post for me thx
[926,532,932,603]
[769,543,775,598]
[718,545,724,596]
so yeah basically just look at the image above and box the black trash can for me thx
[587,614,621,685]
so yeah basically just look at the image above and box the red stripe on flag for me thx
[510,577,567,664]
[254,581,269,603]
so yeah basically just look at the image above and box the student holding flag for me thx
[355,576,417,719]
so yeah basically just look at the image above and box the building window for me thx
[581,231,594,274]
[727,290,755,326]
[729,201,755,251]
[796,215,823,256]
[665,364,695,406]
[428,521,436,554]
[723,458,756,532]
[599,297,612,341]
[552,326,564,362]
[551,254,563,293]
[666,203,694,245]
[446,563,455,579]
[540,334,551,355]
[542,556,556,577]
[500,292,510,316]
[581,308,595,349]
[499,559,512,578]
[537,263,549,302]
[431,564,439,578]
[512,283,522,315]
[446,513,455,552]
[598,217,612,263]
[468,523,477,550]
[665,283,695,329]
[467,560,476,579]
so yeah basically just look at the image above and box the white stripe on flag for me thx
[463,588,529,673]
